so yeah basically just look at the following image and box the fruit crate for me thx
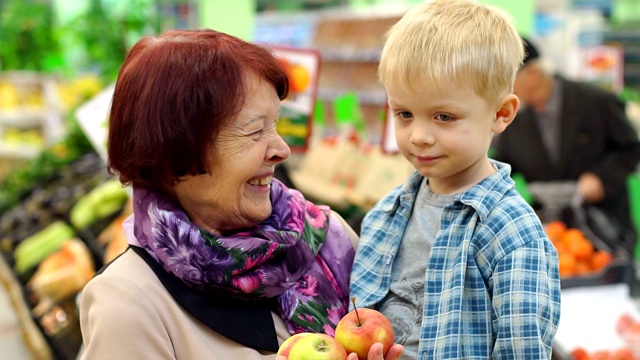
[528,181,633,290]
[557,208,632,289]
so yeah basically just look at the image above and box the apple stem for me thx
[351,297,362,327]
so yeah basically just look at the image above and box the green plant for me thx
[61,0,160,81]
[0,0,61,71]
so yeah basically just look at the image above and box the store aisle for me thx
[0,283,35,360]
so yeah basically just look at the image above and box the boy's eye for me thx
[395,111,413,120]
[436,113,454,122]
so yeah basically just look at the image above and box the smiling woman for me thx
[76,29,381,360]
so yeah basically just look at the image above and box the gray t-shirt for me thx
[377,178,457,359]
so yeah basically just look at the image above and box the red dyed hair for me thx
[107,29,289,189]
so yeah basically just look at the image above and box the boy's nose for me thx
[410,122,436,145]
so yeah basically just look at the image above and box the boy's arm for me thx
[490,239,561,359]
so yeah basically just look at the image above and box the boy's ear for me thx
[492,94,519,134]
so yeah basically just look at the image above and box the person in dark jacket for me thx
[493,37,640,251]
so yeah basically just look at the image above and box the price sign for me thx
[273,46,321,152]
[75,84,115,162]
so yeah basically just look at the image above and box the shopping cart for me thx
[527,181,632,289]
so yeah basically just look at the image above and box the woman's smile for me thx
[247,175,273,193]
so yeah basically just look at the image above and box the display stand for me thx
[0,253,53,360]
[0,71,64,159]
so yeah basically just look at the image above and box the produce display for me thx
[544,220,614,278]
[571,346,635,360]
[0,151,131,360]
[569,313,640,359]
[12,221,76,277]
[0,152,109,259]
[0,116,95,215]
[28,238,95,317]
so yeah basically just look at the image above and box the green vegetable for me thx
[69,180,128,230]
[13,221,75,275]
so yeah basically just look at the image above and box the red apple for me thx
[287,333,348,360]
[277,333,312,358]
[334,299,395,360]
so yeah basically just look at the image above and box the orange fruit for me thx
[568,238,594,261]
[590,251,613,272]
[289,64,310,93]
[574,260,592,276]
[554,242,569,255]
[544,221,567,243]
[559,253,577,277]
[561,228,587,247]
[571,347,592,360]
[593,350,611,360]
[612,348,635,360]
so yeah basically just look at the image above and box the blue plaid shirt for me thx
[350,161,561,359]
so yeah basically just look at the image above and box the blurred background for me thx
[0,1,640,359]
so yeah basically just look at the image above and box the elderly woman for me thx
[78,29,402,360]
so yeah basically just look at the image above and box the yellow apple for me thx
[287,333,348,360]
[277,333,312,358]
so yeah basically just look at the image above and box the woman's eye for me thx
[247,129,263,138]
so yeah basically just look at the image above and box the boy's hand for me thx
[346,342,404,360]
[276,342,404,360]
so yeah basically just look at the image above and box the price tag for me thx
[75,84,115,162]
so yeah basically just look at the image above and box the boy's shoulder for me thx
[458,162,526,215]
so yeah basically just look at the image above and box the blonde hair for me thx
[378,0,524,104]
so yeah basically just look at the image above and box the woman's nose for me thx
[266,133,291,163]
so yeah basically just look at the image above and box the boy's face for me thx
[387,81,513,195]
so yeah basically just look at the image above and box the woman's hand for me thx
[275,342,404,360]
[346,342,404,360]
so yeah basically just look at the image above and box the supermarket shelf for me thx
[0,253,54,360]
[318,47,381,62]
[0,110,48,128]
[0,143,42,159]
[317,88,387,105]
[0,284,35,360]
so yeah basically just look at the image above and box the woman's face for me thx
[170,72,290,233]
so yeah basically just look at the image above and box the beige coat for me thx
[79,212,358,360]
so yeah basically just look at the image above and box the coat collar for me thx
[129,246,279,353]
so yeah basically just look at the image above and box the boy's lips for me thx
[415,155,442,162]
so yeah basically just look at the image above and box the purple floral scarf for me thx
[131,179,355,335]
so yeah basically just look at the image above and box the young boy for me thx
[350,0,561,359]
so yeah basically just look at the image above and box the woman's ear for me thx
[492,93,519,134]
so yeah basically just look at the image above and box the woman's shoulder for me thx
[82,248,165,305]
[80,249,284,360]
[95,247,152,279]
